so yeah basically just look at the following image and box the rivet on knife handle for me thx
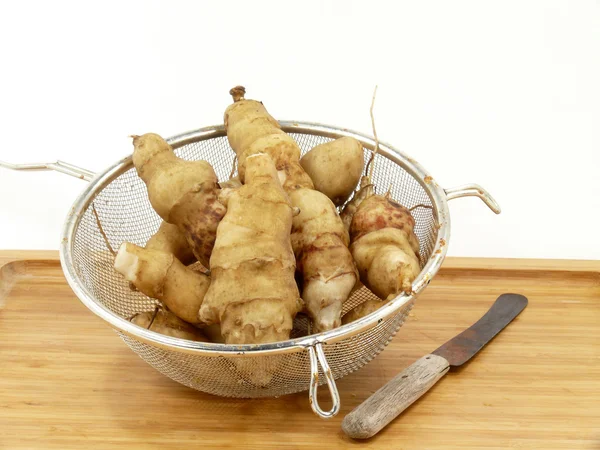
[342,354,449,439]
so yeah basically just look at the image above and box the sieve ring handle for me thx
[307,342,341,419]
[444,183,501,214]
[0,160,95,182]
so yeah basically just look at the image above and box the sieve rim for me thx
[59,121,451,356]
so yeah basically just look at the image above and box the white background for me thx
[0,0,598,259]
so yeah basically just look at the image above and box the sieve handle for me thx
[445,183,501,214]
[307,342,341,419]
[0,160,95,182]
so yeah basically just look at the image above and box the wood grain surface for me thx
[0,251,599,449]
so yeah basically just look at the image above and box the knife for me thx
[341,293,528,439]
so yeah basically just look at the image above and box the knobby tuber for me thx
[223,86,357,333]
[132,133,226,269]
[114,243,210,325]
[341,88,421,300]
[300,137,364,206]
[289,188,357,331]
[130,308,209,342]
[198,153,302,345]
[224,87,313,191]
[348,183,420,300]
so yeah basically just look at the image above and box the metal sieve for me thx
[0,122,500,418]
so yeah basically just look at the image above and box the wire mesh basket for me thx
[0,122,500,418]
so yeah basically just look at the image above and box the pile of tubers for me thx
[114,86,421,348]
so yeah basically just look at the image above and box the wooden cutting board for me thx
[0,251,598,449]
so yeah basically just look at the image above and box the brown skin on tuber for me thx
[300,137,365,206]
[130,308,209,342]
[198,153,302,345]
[131,133,226,270]
[223,86,358,333]
[114,243,210,325]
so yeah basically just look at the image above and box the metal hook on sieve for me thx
[445,183,501,214]
[307,342,341,419]
[0,160,95,182]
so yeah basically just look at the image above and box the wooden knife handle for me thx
[342,354,450,439]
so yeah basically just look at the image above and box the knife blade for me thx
[342,293,528,439]
[433,293,528,366]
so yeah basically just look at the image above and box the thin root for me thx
[364,153,373,179]
[366,85,380,181]
[409,204,434,212]
[384,183,393,198]
[146,306,160,330]
[92,203,116,256]
[229,155,238,180]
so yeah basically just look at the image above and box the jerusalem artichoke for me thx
[338,86,422,301]
[342,178,421,301]
[225,87,314,191]
[223,86,357,333]
[289,188,357,332]
[341,154,420,300]
[132,133,226,269]
[114,243,210,325]
[198,153,302,345]
[300,137,364,206]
